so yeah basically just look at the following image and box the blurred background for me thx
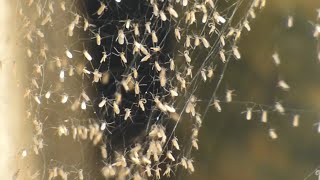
[186,0,320,180]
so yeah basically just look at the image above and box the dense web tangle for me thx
[15,0,266,179]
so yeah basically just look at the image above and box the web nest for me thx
[17,0,263,179]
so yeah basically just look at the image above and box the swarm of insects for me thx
[16,0,272,179]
